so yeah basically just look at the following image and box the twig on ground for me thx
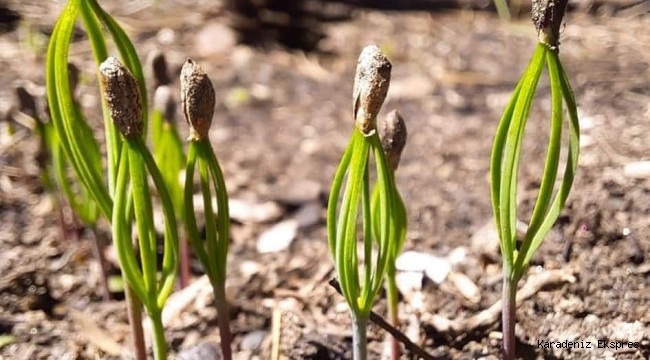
[328,278,441,360]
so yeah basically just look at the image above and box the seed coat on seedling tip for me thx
[99,56,143,138]
[180,59,215,141]
[353,45,392,135]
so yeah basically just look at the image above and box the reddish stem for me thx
[179,234,191,288]
[124,285,147,360]
[213,281,233,360]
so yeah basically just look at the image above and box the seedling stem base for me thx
[352,314,368,360]
[124,284,146,360]
[213,280,233,360]
[502,276,517,360]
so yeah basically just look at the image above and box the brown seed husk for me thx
[180,59,215,141]
[380,110,408,171]
[99,57,143,138]
[353,45,392,135]
[531,0,569,47]
[148,50,171,89]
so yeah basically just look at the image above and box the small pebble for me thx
[272,180,322,205]
[156,28,175,45]
[447,247,467,266]
[293,202,322,228]
[177,343,221,360]
[240,330,267,350]
[396,251,451,284]
[395,271,423,296]
[256,220,298,254]
[447,271,481,304]
[624,161,650,179]
[229,199,284,224]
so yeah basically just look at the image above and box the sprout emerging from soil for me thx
[150,52,191,290]
[327,45,399,360]
[490,0,579,358]
[48,2,174,359]
[373,109,408,360]
[101,57,179,360]
[181,58,233,360]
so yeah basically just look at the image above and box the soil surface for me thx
[1,1,650,359]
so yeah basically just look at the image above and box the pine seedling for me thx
[101,57,179,360]
[152,85,189,287]
[372,110,408,360]
[46,0,147,219]
[46,1,165,358]
[152,86,184,200]
[181,59,233,360]
[13,85,73,242]
[48,65,111,299]
[12,84,63,223]
[149,51,175,154]
[150,52,190,288]
[49,64,102,233]
[490,1,579,359]
[149,50,172,90]
[327,45,396,360]
[15,72,110,300]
